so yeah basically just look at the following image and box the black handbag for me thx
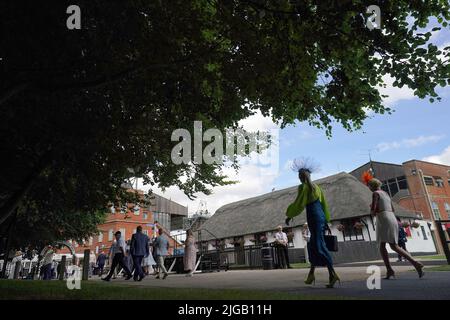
[324,227,338,252]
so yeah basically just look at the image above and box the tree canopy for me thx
[0,1,448,244]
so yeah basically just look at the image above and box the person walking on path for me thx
[154,228,169,279]
[96,251,107,276]
[143,243,157,275]
[183,229,197,277]
[396,217,408,262]
[368,178,424,279]
[130,225,150,281]
[285,158,340,288]
[102,231,132,281]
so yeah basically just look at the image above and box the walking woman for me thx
[285,158,340,288]
[368,178,424,279]
[183,229,197,277]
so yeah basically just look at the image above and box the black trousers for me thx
[132,255,144,280]
[104,253,131,279]
[97,264,104,276]
[275,245,291,268]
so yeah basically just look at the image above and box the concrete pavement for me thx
[92,263,450,299]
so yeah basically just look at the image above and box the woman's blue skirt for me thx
[306,199,333,267]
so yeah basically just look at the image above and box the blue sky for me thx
[274,88,450,189]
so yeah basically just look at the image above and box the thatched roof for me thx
[199,172,418,240]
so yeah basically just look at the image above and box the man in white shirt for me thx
[274,225,292,269]
[102,231,132,281]
[41,245,55,280]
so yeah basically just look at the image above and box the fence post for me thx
[59,255,66,280]
[82,249,90,280]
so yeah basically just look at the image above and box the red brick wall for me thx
[59,204,178,255]
[401,160,450,221]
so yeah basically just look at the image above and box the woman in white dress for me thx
[142,244,156,275]
[369,178,424,279]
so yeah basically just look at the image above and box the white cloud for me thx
[136,110,283,215]
[423,145,450,165]
[138,162,279,215]
[378,74,416,107]
[238,110,279,131]
[376,135,445,152]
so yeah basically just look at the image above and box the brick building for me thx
[60,190,188,257]
[350,160,450,253]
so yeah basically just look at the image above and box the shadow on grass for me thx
[0,279,350,300]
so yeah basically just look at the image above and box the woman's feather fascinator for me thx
[290,157,320,173]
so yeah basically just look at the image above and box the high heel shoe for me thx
[326,272,340,288]
[304,273,315,285]
[384,269,396,280]
[415,263,425,278]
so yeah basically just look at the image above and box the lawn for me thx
[0,280,347,300]
[414,254,446,260]
[426,265,450,272]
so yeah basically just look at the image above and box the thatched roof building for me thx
[199,172,418,241]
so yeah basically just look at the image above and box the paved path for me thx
[93,264,450,299]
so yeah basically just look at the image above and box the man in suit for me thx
[130,225,150,281]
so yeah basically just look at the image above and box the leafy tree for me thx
[0,1,448,242]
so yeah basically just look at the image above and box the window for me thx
[388,179,399,196]
[89,237,93,246]
[445,203,450,215]
[431,202,441,220]
[342,219,364,241]
[133,205,140,215]
[434,177,444,188]
[255,232,268,245]
[424,176,434,186]
[108,229,114,241]
[381,183,389,195]
[397,176,408,190]
[98,232,103,243]
[120,228,126,240]
[110,206,115,214]
[95,246,99,254]
[143,212,148,220]
[120,204,127,214]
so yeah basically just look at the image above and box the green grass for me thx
[425,265,450,272]
[0,280,348,300]
[414,254,446,260]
